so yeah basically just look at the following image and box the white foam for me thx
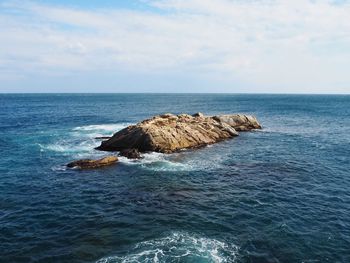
[96,232,238,263]
[71,124,132,141]
[39,139,99,155]
[40,123,132,158]
[73,123,131,132]
[118,152,195,172]
[50,164,67,171]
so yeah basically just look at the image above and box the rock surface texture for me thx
[96,113,261,153]
[67,156,118,169]
[119,148,142,159]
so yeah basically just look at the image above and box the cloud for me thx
[0,0,349,92]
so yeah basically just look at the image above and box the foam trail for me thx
[96,232,238,263]
[118,152,194,172]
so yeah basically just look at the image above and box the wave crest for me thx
[39,123,131,157]
[120,152,194,172]
[73,124,131,132]
[97,232,238,263]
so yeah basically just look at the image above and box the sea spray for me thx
[96,232,238,263]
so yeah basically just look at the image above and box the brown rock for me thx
[95,113,261,153]
[119,148,142,159]
[213,114,262,131]
[67,156,118,169]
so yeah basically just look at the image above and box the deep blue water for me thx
[0,94,349,263]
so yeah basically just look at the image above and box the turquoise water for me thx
[0,94,349,262]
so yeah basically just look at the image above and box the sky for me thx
[0,0,349,93]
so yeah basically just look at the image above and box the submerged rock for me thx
[67,156,118,169]
[94,136,112,140]
[119,148,142,159]
[96,113,261,153]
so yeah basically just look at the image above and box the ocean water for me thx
[0,94,349,263]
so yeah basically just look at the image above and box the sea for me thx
[0,94,349,263]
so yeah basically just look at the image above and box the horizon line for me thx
[0,92,349,95]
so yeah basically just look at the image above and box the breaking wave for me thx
[119,152,194,172]
[39,123,131,158]
[97,232,238,263]
[73,124,131,133]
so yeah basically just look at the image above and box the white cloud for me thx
[0,0,349,92]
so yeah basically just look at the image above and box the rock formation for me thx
[96,113,261,153]
[67,156,118,169]
[119,148,142,159]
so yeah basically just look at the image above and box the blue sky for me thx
[0,0,349,93]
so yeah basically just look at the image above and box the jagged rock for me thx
[119,148,142,159]
[67,156,118,169]
[96,113,261,153]
[213,114,262,131]
[192,112,204,118]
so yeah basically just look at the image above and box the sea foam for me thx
[40,123,131,158]
[72,123,131,132]
[119,152,194,172]
[96,232,238,263]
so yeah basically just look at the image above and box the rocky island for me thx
[96,112,261,153]
[67,113,261,169]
